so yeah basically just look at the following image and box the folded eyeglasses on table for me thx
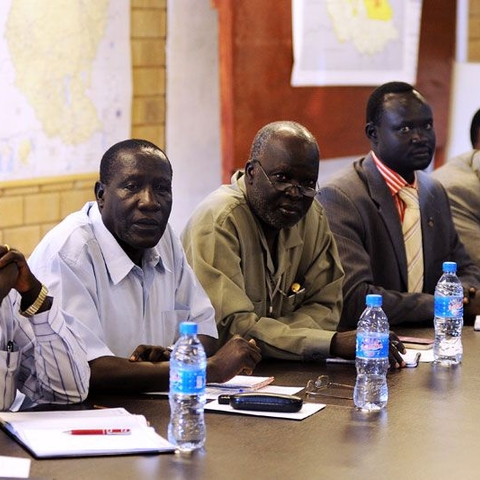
[305,375,354,400]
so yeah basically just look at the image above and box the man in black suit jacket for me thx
[318,81,480,330]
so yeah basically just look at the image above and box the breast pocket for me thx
[283,289,307,314]
[0,350,21,410]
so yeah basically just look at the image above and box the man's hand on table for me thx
[129,335,262,385]
[330,330,406,369]
[207,336,262,384]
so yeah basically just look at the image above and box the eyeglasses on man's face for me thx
[254,160,319,198]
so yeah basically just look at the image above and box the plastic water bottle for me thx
[168,321,207,452]
[434,261,463,365]
[354,294,389,411]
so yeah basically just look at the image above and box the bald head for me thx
[248,121,319,164]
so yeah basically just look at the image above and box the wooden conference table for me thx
[2,327,480,480]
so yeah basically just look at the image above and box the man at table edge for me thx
[181,121,405,368]
[28,139,261,394]
[0,244,89,410]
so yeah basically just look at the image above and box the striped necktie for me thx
[398,186,424,293]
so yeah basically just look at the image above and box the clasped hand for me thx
[0,244,42,303]
[129,344,171,362]
[129,334,262,384]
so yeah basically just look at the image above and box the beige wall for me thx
[0,0,166,256]
[2,2,480,255]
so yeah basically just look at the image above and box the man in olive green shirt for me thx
[182,121,393,363]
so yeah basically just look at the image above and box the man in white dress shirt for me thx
[29,139,261,393]
[0,244,89,410]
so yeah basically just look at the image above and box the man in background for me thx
[318,82,480,330]
[182,121,405,367]
[0,244,89,410]
[432,108,480,268]
[28,139,261,393]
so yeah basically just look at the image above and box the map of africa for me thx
[0,0,131,180]
[291,0,423,86]
[327,0,397,56]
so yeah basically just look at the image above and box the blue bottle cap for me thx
[179,321,197,335]
[365,294,382,307]
[442,261,457,273]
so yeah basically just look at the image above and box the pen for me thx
[64,429,131,435]
[6,340,14,367]
[326,357,355,365]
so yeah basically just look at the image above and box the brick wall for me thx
[131,0,166,143]
[470,0,480,60]
[0,0,166,256]
[0,175,97,254]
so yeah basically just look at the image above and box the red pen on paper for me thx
[64,428,131,435]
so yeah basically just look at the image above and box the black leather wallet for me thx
[218,392,303,413]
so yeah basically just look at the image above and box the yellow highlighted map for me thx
[365,0,393,21]
[327,0,398,56]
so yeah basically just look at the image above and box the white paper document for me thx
[414,348,435,363]
[147,375,279,400]
[206,375,274,390]
[400,348,435,364]
[205,398,325,420]
[0,455,31,478]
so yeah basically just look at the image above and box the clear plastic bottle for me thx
[168,321,207,452]
[434,261,463,365]
[354,294,389,411]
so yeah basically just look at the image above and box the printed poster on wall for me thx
[0,0,131,180]
[291,0,423,87]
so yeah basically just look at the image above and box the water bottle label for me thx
[434,296,463,318]
[170,367,206,395]
[356,332,389,359]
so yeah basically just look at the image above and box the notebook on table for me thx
[0,407,175,459]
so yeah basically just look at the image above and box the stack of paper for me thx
[206,375,275,397]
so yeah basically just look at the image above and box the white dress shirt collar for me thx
[88,202,168,285]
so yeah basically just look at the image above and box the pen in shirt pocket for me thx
[6,340,15,367]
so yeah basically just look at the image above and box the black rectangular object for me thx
[218,393,303,413]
